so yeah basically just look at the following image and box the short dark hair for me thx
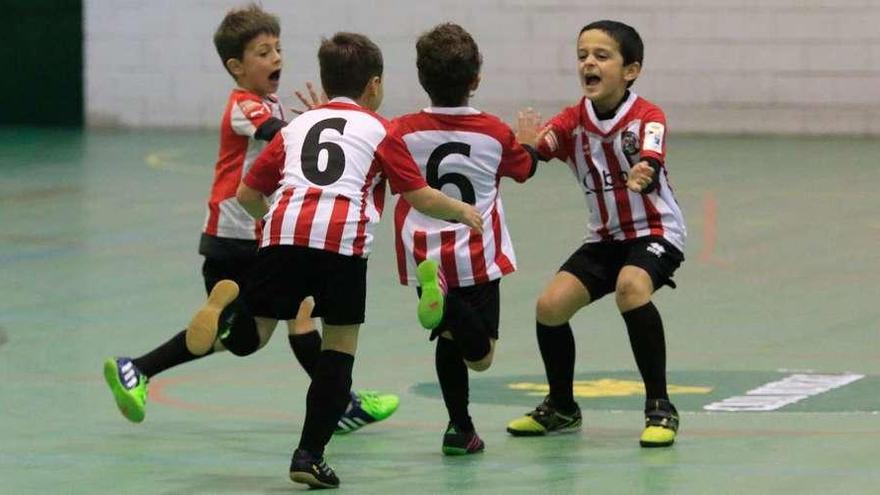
[318,32,384,99]
[213,3,280,77]
[579,20,643,87]
[416,23,482,107]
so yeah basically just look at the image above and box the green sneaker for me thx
[442,423,485,456]
[334,390,400,434]
[103,357,148,423]
[506,395,582,436]
[640,399,679,448]
[416,259,447,330]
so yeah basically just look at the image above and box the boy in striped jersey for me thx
[392,23,542,456]
[505,20,687,447]
[103,4,398,434]
[207,32,481,488]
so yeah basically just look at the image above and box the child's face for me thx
[232,33,282,97]
[576,29,640,111]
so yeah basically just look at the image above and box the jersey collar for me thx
[423,106,481,115]
[329,96,360,106]
[584,91,638,134]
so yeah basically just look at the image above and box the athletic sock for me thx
[439,293,490,362]
[288,330,321,379]
[435,337,474,432]
[622,302,668,400]
[132,330,209,378]
[536,321,577,411]
[297,350,354,457]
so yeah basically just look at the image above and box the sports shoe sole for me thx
[506,425,581,437]
[186,280,239,355]
[640,440,675,448]
[416,260,444,330]
[102,358,145,423]
[290,471,338,489]
[442,445,485,456]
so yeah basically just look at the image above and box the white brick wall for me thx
[85,0,880,134]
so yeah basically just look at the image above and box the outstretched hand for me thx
[290,82,328,115]
[626,161,655,193]
[515,107,543,147]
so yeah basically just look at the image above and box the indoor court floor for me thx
[1,128,878,494]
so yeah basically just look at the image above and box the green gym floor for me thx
[1,128,878,494]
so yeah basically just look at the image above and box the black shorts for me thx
[243,245,367,325]
[418,279,501,340]
[559,236,684,302]
[202,256,256,295]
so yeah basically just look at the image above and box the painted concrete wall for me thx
[85,0,880,134]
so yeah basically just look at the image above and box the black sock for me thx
[435,337,473,432]
[440,293,490,362]
[536,321,576,411]
[622,302,668,400]
[288,330,321,379]
[132,331,210,378]
[298,350,354,458]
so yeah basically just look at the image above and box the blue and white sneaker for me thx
[103,357,148,423]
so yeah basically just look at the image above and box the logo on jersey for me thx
[643,122,664,153]
[621,131,640,165]
[238,99,267,120]
[647,242,666,257]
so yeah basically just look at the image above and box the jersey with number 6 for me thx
[538,92,686,252]
[392,107,536,288]
[243,98,427,258]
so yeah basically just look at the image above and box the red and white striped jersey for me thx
[392,107,535,288]
[244,98,427,257]
[538,93,686,252]
[203,88,284,241]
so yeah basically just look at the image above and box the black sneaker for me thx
[289,448,339,489]
[442,423,485,456]
[506,395,582,436]
[640,398,679,447]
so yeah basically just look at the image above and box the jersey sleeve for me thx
[375,129,428,194]
[536,105,578,162]
[639,106,667,165]
[497,127,537,183]
[230,93,274,137]
[243,132,286,195]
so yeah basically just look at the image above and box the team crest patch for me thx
[643,122,664,153]
[621,131,640,164]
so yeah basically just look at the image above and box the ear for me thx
[368,75,382,96]
[469,74,481,94]
[623,61,641,84]
[226,58,244,77]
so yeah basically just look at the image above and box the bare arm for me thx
[236,182,269,220]
[402,186,483,233]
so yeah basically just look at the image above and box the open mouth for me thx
[584,74,601,87]
[269,69,281,82]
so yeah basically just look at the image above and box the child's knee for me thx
[536,294,567,326]
[466,357,493,372]
[615,275,652,310]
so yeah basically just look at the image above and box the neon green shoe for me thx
[103,357,148,423]
[334,390,400,434]
[416,259,447,330]
[639,399,679,447]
